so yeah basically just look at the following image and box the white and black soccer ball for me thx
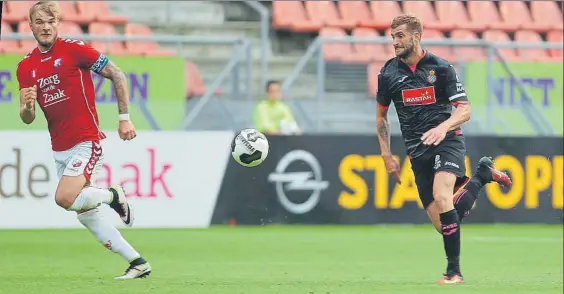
[231,129,269,167]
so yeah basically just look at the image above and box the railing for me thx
[243,0,269,91]
[282,37,563,136]
[2,33,252,131]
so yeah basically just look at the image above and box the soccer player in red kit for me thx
[16,1,151,279]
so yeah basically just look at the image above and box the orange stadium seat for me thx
[368,62,385,97]
[367,1,403,31]
[482,30,519,61]
[450,30,486,61]
[434,1,487,32]
[514,30,554,62]
[467,1,515,32]
[402,1,452,32]
[419,29,455,62]
[547,30,563,60]
[272,1,321,32]
[17,21,37,52]
[338,1,380,29]
[530,1,564,31]
[319,27,352,62]
[497,1,547,33]
[304,1,356,30]
[124,24,176,56]
[89,22,128,56]
[345,28,391,63]
[76,1,128,25]
[58,21,83,37]
[185,60,207,98]
[57,1,90,24]
[4,1,34,23]
[0,21,29,54]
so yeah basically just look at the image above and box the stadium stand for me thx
[1,0,561,133]
[268,0,562,97]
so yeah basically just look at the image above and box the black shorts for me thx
[410,136,469,209]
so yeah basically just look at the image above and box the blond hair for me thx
[391,14,423,34]
[29,1,60,22]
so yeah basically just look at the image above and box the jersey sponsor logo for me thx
[38,74,60,88]
[41,56,52,63]
[401,86,436,106]
[38,74,69,107]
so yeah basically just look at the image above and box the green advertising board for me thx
[0,54,186,131]
[465,62,563,136]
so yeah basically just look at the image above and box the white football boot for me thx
[114,262,152,280]
[109,184,135,227]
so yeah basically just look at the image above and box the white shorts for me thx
[53,140,104,184]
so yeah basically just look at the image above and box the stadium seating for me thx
[76,1,128,25]
[270,1,562,64]
[1,1,170,56]
[547,30,564,59]
[530,1,564,31]
[124,23,176,56]
[449,30,487,61]
[88,22,128,56]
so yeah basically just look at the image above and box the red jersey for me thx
[16,38,108,151]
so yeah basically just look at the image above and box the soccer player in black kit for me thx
[376,15,513,284]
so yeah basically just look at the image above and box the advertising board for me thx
[212,135,563,225]
[0,131,233,228]
[465,62,563,135]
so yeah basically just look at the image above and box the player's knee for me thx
[54,189,79,209]
[55,193,75,209]
[433,190,452,207]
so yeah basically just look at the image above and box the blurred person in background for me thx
[253,80,300,135]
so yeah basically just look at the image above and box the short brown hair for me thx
[29,1,60,22]
[391,14,423,34]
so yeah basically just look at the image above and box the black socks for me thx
[440,209,461,273]
[454,176,486,220]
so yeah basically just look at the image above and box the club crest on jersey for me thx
[427,69,436,84]
[54,58,62,68]
[401,86,436,106]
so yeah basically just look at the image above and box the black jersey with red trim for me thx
[376,51,468,158]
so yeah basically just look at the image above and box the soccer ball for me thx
[231,128,269,167]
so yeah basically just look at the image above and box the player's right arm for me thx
[16,62,37,124]
[376,70,401,184]
[376,70,392,155]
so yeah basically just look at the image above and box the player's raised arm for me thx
[375,71,401,184]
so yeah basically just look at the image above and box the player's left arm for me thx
[439,64,470,131]
[70,39,136,140]
[97,61,129,116]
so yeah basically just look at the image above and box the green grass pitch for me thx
[0,225,562,294]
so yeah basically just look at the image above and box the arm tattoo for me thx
[377,120,389,139]
[99,61,129,114]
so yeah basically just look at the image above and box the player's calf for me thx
[433,172,462,276]
[453,156,512,219]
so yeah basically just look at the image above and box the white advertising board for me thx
[0,131,234,229]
